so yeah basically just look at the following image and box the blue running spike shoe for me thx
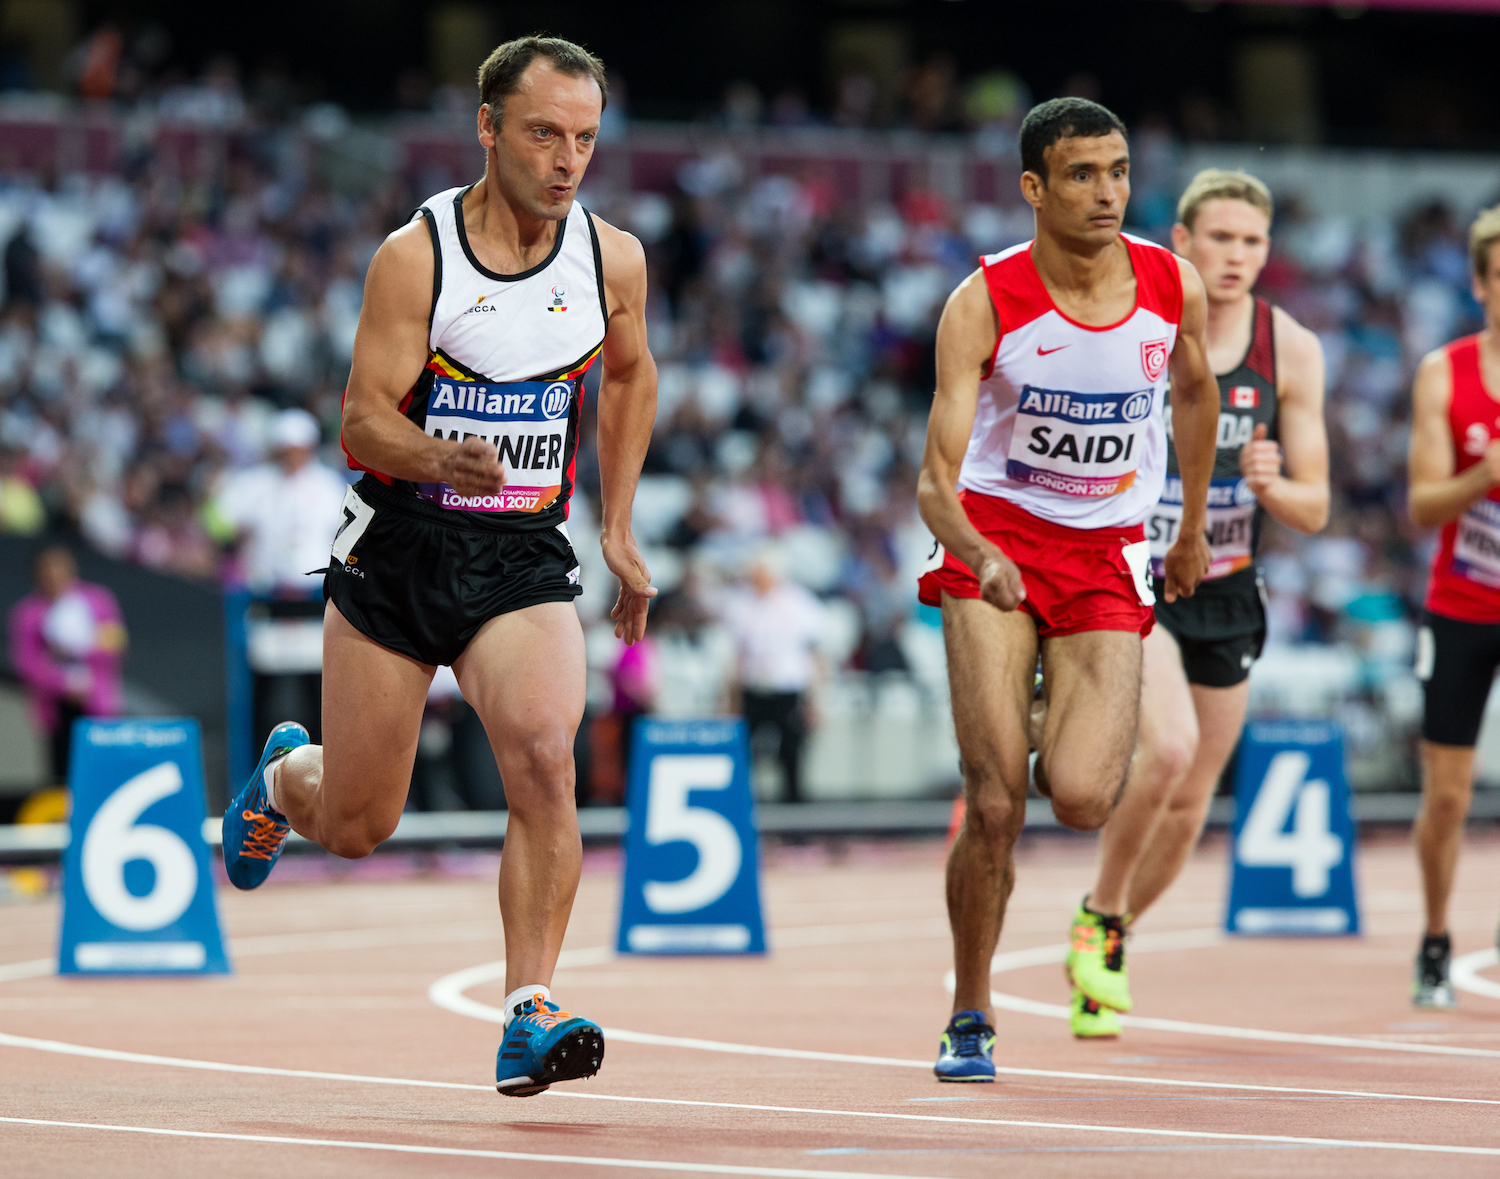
[495,993,605,1097]
[222,722,309,891]
[934,1009,996,1082]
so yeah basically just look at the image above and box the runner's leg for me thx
[1125,678,1250,919]
[274,601,435,857]
[1088,626,1198,916]
[942,595,1037,1020]
[1035,629,1143,833]
[453,601,587,995]
[1414,742,1476,937]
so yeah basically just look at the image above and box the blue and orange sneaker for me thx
[495,993,605,1097]
[221,722,308,890]
[933,1009,996,1082]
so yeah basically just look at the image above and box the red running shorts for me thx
[917,490,1155,638]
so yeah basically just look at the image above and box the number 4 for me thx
[1238,750,1344,897]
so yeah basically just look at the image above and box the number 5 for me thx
[642,754,741,915]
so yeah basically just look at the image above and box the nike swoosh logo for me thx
[1037,345,1069,356]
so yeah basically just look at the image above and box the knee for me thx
[1143,730,1197,793]
[1051,791,1111,833]
[961,770,1021,846]
[322,812,399,860]
[1420,781,1472,829]
[502,728,575,813]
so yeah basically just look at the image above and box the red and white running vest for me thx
[959,234,1183,530]
[1426,335,1500,623]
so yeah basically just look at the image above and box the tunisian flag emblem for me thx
[1141,339,1169,382]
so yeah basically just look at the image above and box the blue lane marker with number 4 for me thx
[58,718,231,974]
[617,718,766,955]
[1226,720,1360,936]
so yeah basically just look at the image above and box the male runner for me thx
[1061,169,1329,1037]
[916,97,1219,1081]
[1405,204,1500,1008]
[219,36,658,1095]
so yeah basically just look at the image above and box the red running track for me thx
[2,831,1499,1177]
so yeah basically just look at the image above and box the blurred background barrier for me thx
[2,2,1500,822]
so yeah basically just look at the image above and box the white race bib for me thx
[418,376,573,514]
[1005,384,1154,499]
[1148,476,1257,580]
[1452,498,1500,588]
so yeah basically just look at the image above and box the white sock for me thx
[263,755,289,815]
[502,984,552,1027]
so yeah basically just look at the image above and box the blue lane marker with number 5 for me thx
[58,718,231,974]
[1226,720,1360,936]
[617,718,766,955]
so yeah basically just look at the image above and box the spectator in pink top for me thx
[8,547,128,786]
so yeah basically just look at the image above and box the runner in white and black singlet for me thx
[219,37,660,1097]
[1064,169,1329,1038]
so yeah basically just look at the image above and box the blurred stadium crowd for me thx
[0,62,1494,796]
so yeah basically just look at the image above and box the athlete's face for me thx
[479,62,602,221]
[1172,199,1270,306]
[1022,132,1130,247]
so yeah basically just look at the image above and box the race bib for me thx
[1006,384,1153,498]
[417,376,573,513]
[1147,476,1257,580]
[1452,498,1500,588]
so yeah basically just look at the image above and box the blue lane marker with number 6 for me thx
[58,718,231,974]
[617,718,766,955]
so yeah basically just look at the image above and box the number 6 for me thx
[82,762,198,931]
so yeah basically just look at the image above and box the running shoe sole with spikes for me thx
[496,994,605,1097]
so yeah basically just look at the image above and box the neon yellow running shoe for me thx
[1065,899,1132,1012]
[1070,987,1121,1038]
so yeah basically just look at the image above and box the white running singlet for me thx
[346,184,608,524]
[958,234,1183,530]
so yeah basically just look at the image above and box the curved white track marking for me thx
[1452,949,1500,1001]
[425,953,1500,1106]
[0,1118,930,1178]
[6,1110,1500,1160]
[0,958,53,982]
[976,928,1500,1059]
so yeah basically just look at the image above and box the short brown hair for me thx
[1470,204,1500,279]
[1176,168,1273,231]
[477,35,607,124]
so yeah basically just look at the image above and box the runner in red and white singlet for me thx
[1406,203,1500,1007]
[917,98,1221,1082]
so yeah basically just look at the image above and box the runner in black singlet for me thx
[1063,169,1330,1038]
[219,36,659,1096]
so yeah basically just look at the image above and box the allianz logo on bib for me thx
[1017,385,1152,425]
[429,379,573,420]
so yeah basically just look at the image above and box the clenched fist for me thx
[977,549,1027,612]
[441,436,506,496]
[1240,422,1282,497]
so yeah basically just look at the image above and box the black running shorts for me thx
[323,475,582,667]
[1416,609,1500,747]
[1153,567,1267,688]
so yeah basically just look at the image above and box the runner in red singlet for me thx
[1406,204,1500,1007]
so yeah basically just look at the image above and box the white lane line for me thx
[11,1008,1500,1110]
[0,959,52,983]
[0,1117,930,1179]
[1452,949,1500,1001]
[427,955,1500,1106]
[5,1106,1498,1161]
[977,928,1500,1059]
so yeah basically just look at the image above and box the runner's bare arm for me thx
[1408,348,1500,527]
[342,221,505,496]
[1161,257,1217,602]
[594,218,659,644]
[1244,309,1328,534]
[916,271,1026,612]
